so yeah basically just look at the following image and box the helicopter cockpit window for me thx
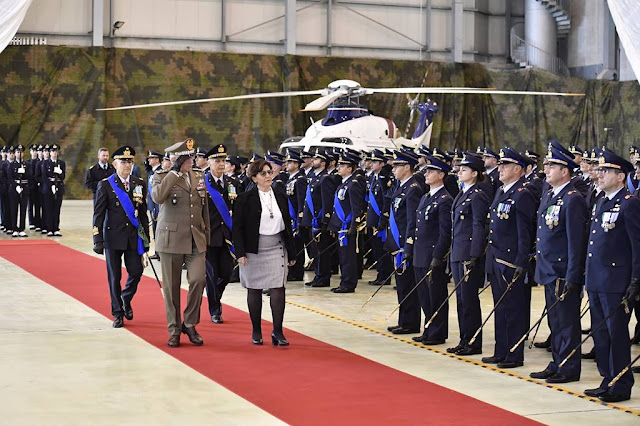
[321,104,370,127]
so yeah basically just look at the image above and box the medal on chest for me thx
[338,187,347,201]
[393,196,402,211]
[545,199,562,229]
[601,204,620,232]
[424,203,435,220]
[286,180,295,196]
[497,200,512,220]
[227,183,237,200]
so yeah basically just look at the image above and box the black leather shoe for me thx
[422,339,445,346]
[112,317,124,328]
[412,334,428,343]
[304,280,317,287]
[598,391,630,403]
[497,361,523,369]
[181,324,203,346]
[368,280,380,286]
[311,281,330,288]
[252,331,263,345]
[387,325,402,332]
[481,355,504,364]
[391,327,420,335]
[287,275,303,282]
[530,368,555,379]
[211,315,223,324]
[447,344,464,354]
[546,346,552,352]
[271,332,289,346]
[533,338,551,349]
[167,335,180,348]
[331,286,355,293]
[457,346,482,356]
[546,373,579,384]
[581,348,596,360]
[584,387,608,397]
[122,298,133,320]
[632,366,640,374]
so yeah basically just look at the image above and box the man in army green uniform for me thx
[152,138,210,348]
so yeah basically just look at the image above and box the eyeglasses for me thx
[258,170,274,177]
[119,159,133,164]
[596,168,618,175]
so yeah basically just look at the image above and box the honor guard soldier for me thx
[266,151,288,194]
[26,145,41,230]
[523,150,544,203]
[203,144,236,324]
[410,155,453,345]
[194,147,208,171]
[146,150,164,255]
[6,145,32,237]
[482,147,536,368]
[546,141,590,198]
[569,145,585,177]
[284,150,308,282]
[92,146,149,328]
[0,147,9,232]
[301,149,332,288]
[447,153,490,356]
[34,145,48,233]
[385,150,425,335]
[85,147,115,202]
[366,149,394,286]
[41,144,65,236]
[479,147,501,198]
[585,148,605,211]
[152,138,210,348]
[529,144,588,384]
[328,151,366,293]
[582,149,640,402]
[431,148,460,197]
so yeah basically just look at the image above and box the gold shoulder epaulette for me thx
[410,183,418,187]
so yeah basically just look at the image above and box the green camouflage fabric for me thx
[1,46,639,198]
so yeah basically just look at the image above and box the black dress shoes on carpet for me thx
[331,286,355,293]
[182,324,203,346]
[122,298,133,320]
[530,368,555,380]
[167,335,180,348]
[211,315,224,324]
[112,316,124,328]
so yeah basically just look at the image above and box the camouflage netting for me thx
[1,46,639,199]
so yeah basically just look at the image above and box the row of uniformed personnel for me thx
[0,143,65,237]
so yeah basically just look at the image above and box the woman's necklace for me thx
[259,189,274,219]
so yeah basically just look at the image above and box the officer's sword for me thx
[361,259,407,308]
[294,232,323,258]
[424,265,474,328]
[478,283,491,295]
[510,289,569,353]
[528,306,546,349]
[579,302,590,320]
[469,272,519,346]
[384,269,432,320]
[559,299,627,368]
[145,253,164,297]
[608,329,640,387]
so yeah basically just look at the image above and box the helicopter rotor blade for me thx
[301,89,350,112]
[96,89,325,112]
[367,87,584,97]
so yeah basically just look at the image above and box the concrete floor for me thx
[1,200,639,425]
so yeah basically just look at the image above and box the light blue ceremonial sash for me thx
[333,192,353,247]
[288,198,299,238]
[368,185,387,243]
[205,173,235,254]
[389,206,405,268]
[627,174,637,193]
[107,175,147,255]
[305,185,323,235]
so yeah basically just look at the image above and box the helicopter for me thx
[97,78,583,153]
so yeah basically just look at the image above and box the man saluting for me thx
[93,146,149,328]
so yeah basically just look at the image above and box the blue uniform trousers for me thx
[105,248,143,318]
[488,261,527,363]
[588,291,634,396]
[395,263,420,330]
[312,230,333,285]
[205,245,233,317]
[452,260,483,349]
[544,283,581,378]
[370,232,393,283]
[337,234,358,290]
[415,265,448,340]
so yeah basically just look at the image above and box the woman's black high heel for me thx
[252,331,263,345]
[271,332,289,346]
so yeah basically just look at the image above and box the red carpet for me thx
[0,241,538,425]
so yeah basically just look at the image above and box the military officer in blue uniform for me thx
[302,149,332,287]
[41,144,65,236]
[523,151,544,202]
[284,149,308,281]
[366,149,394,286]
[266,151,288,194]
[431,148,460,198]
[385,150,425,334]
[203,144,237,324]
[327,151,366,293]
[480,147,501,198]
[409,155,453,345]
[582,149,640,402]
[92,146,149,328]
[85,147,115,202]
[6,145,33,237]
[529,144,588,383]
[482,148,536,368]
[27,145,43,232]
[447,153,490,356]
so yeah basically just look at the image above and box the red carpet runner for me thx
[0,241,538,425]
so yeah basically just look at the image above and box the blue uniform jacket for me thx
[383,175,425,256]
[585,188,640,293]
[301,169,326,228]
[320,172,340,226]
[366,167,393,228]
[451,184,490,263]
[41,159,66,195]
[534,182,588,286]
[409,187,452,268]
[286,170,309,234]
[328,174,366,232]
[486,177,536,270]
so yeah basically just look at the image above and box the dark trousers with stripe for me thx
[312,229,332,285]
[370,231,393,283]
[452,260,483,349]
[415,265,448,340]
[105,248,143,318]
[395,262,420,330]
[545,283,581,378]
[205,245,233,317]
[288,233,305,280]
[337,234,358,290]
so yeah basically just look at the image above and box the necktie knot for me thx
[124,181,129,191]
